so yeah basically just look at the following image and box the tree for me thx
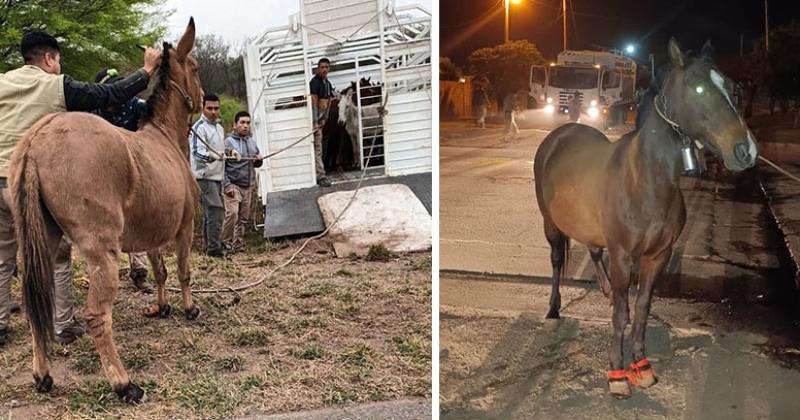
[467,40,546,99]
[0,0,168,81]
[766,22,800,124]
[439,56,462,81]
[193,34,247,100]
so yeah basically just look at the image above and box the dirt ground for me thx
[0,230,431,419]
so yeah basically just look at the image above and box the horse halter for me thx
[169,79,194,112]
[654,83,704,176]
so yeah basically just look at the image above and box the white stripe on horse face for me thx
[710,69,735,110]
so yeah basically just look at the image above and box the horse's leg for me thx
[588,246,612,299]
[628,249,670,389]
[176,230,200,320]
[349,125,361,169]
[142,249,170,318]
[544,221,568,319]
[81,241,144,403]
[607,248,632,399]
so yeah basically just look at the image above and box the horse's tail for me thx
[11,115,59,358]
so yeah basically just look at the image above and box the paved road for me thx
[439,115,800,419]
[440,116,786,301]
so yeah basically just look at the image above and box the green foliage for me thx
[468,40,546,99]
[219,95,245,131]
[766,22,800,103]
[0,0,169,82]
[439,56,462,81]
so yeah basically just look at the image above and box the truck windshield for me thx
[548,67,598,89]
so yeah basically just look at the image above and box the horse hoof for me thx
[114,382,147,404]
[142,304,171,318]
[33,373,53,393]
[545,309,560,319]
[185,306,200,320]
[628,359,658,389]
[609,380,631,399]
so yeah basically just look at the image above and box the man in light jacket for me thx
[190,93,227,258]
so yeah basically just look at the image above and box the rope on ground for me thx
[758,155,800,184]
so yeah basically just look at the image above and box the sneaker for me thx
[206,250,227,259]
[0,326,9,346]
[55,321,85,345]
[317,177,332,187]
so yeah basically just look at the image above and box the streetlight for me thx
[504,0,522,44]
[625,44,636,55]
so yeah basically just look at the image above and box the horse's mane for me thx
[143,42,172,121]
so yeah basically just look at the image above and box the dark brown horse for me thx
[10,19,202,403]
[533,39,757,399]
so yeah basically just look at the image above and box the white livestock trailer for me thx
[243,0,432,238]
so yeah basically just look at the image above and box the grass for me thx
[0,235,431,419]
[365,244,395,262]
[296,343,325,360]
[227,327,270,347]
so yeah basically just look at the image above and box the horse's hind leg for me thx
[142,249,170,318]
[544,221,568,319]
[176,231,200,320]
[628,250,670,389]
[80,240,145,403]
[588,246,612,299]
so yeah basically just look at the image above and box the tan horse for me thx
[9,18,202,403]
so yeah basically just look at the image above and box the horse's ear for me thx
[176,17,196,62]
[668,37,684,68]
[701,40,714,59]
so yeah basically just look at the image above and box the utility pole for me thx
[562,0,567,50]
[765,0,769,51]
[505,0,510,43]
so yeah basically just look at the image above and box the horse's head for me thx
[338,87,353,126]
[163,17,203,114]
[662,38,757,171]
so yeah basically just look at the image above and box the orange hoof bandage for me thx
[607,369,628,382]
[626,358,657,388]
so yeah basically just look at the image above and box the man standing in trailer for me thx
[309,57,334,187]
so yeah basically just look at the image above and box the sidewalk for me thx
[239,398,431,420]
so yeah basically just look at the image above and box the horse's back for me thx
[15,112,193,249]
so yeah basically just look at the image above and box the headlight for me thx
[590,100,597,107]
[587,106,599,118]
[544,104,554,114]
[546,97,553,104]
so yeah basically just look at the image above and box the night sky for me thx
[441,0,800,67]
